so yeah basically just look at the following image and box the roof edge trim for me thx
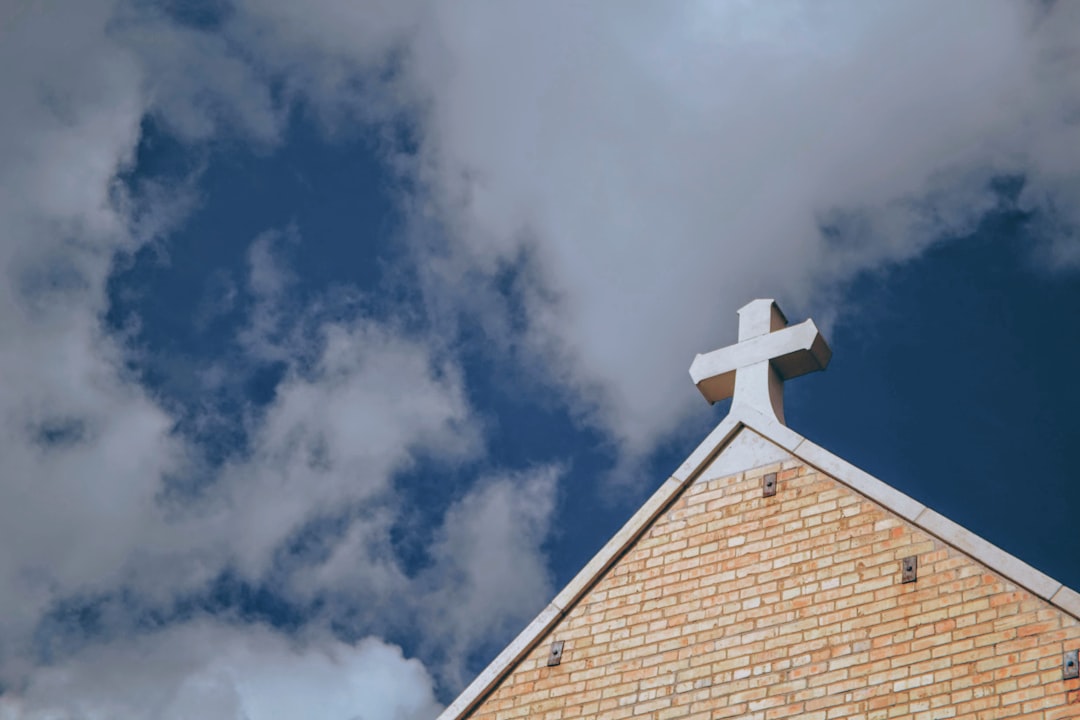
[735,406,1079,619]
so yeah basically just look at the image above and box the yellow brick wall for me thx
[465,458,1080,720]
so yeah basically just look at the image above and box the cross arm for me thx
[689,319,832,404]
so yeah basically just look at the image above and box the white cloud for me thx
[0,1,560,712]
[378,1,1080,456]
[213,313,479,582]
[291,463,563,689]
[174,306,561,687]
[0,0,184,668]
[415,466,560,688]
[111,3,284,145]
[0,620,441,720]
[236,0,1080,456]
[226,0,423,134]
[237,226,301,362]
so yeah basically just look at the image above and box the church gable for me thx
[440,300,1080,720]
[462,429,1080,719]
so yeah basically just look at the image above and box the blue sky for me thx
[1,1,1079,717]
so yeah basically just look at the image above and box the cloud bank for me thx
[387,1,1080,454]
[196,0,1080,456]
[0,0,557,714]
[0,621,440,720]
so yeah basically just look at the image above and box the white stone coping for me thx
[436,408,1080,720]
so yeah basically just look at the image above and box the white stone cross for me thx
[689,299,832,425]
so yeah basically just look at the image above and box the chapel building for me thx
[437,300,1080,720]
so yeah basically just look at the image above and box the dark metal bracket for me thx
[547,640,564,667]
[763,472,777,498]
[1066,649,1079,680]
[901,555,917,584]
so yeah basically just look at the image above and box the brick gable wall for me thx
[464,454,1080,720]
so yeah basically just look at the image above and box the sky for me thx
[1,1,1079,717]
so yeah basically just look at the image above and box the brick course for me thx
[465,458,1080,720]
